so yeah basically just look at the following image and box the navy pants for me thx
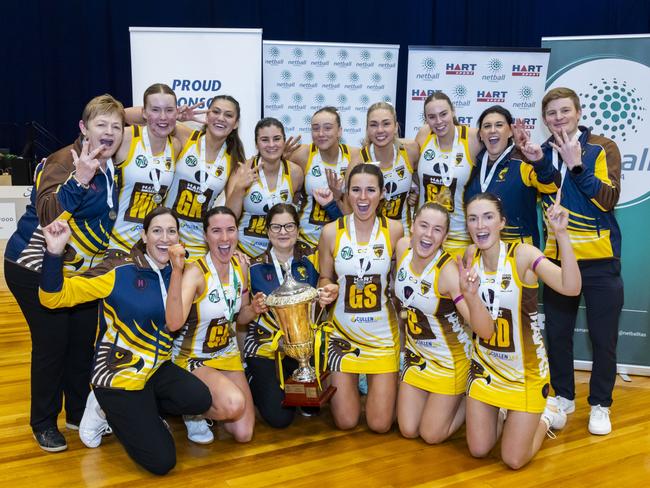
[543,258,624,407]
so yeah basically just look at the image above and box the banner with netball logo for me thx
[404,47,550,142]
[543,34,650,374]
[263,41,399,147]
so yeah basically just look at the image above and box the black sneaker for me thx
[33,426,67,452]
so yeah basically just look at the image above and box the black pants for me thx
[95,361,211,476]
[246,356,299,428]
[4,259,98,431]
[543,259,624,407]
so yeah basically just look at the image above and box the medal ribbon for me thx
[199,134,227,197]
[551,129,581,189]
[348,215,380,287]
[257,157,284,207]
[478,241,507,321]
[400,248,441,309]
[141,126,173,195]
[479,144,515,192]
[143,254,169,309]
[205,252,240,324]
[434,127,464,187]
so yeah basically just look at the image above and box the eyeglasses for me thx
[268,222,297,233]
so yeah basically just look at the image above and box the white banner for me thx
[263,41,399,147]
[129,27,262,155]
[405,47,550,143]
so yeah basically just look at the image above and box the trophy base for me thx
[282,371,337,407]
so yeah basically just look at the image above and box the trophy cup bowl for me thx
[265,269,319,383]
[265,262,336,407]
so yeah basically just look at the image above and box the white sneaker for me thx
[184,416,214,444]
[588,405,611,435]
[79,390,110,448]
[542,397,567,430]
[556,395,575,414]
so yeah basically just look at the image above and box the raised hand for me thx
[317,283,339,307]
[233,249,250,267]
[546,186,568,234]
[549,128,581,169]
[168,243,186,270]
[71,139,104,185]
[325,168,345,201]
[42,220,71,255]
[283,135,302,160]
[457,255,480,296]
[313,187,335,207]
[234,159,259,192]
[176,102,207,123]
[252,291,269,315]
[512,120,543,162]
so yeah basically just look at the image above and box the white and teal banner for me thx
[542,35,650,374]
[405,47,550,142]
[263,41,399,147]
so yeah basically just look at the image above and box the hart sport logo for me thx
[446,62,477,75]
[511,63,543,77]
[548,58,650,207]
[477,90,507,103]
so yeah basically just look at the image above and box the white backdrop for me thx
[129,27,262,156]
[263,41,399,146]
[405,47,550,142]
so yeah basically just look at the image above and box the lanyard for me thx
[551,129,581,188]
[478,241,507,321]
[198,134,227,200]
[141,127,172,195]
[257,157,284,207]
[479,144,515,192]
[434,127,464,187]
[205,252,239,323]
[270,248,293,285]
[100,158,115,210]
[143,254,168,309]
[348,215,380,289]
[400,248,441,308]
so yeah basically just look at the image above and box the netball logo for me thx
[186,155,198,167]
[341,246,353,260]
[548,58,650,207]
[208,289,220,303]
[250,191,263,204]
[398,268,407,281]
[311,166,322,177]
[423,149,436,161]
[135,155,148,168]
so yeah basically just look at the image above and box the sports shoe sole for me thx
[33,434,67,453]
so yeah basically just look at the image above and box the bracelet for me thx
[73,175,90,189]
[453,295,465,304]
[532,255,546,272]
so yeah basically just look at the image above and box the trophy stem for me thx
[292,358,316,383]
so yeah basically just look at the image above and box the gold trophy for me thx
[265,263,336,407]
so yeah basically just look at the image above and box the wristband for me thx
[453,295,465,304]
[532,255,546,272]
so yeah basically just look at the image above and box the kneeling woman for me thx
[319,163,404,433]
[243,203,339,428]
[464,192,580,469]
[39,207,212,475]
[166,207,257,444]
[394,203,493,444]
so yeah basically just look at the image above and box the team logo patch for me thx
[280,189,289,202]
[135,276,147,289]
[297,265,308,279]
[397,268,406,281]
[423,149,435,161]
[215,166,224,177]
[311,166,322,177]
[373,244,384,258]
[341,246,353,260]
[420,280,432,295]
[208,290,220,303]
[498,167,508,181]
[186,155,198,167]
[135,155,148,168]
[501,274,511,290]
[455,152,464,165]
[250,191,263,204]
[396,165,405,178]
[164,157,172,171]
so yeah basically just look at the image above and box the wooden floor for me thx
[1,287,649,487]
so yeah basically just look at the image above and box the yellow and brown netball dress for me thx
[361,144,414,235]
[299,143,351,246]
[394,248,472,395]
[238,157,295,257]
[109,125,176,252]
[165,131,231,259]
[327,215,399,374]
[172,254,245,372]
[467,242,550,413]
[417,126,473,256]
